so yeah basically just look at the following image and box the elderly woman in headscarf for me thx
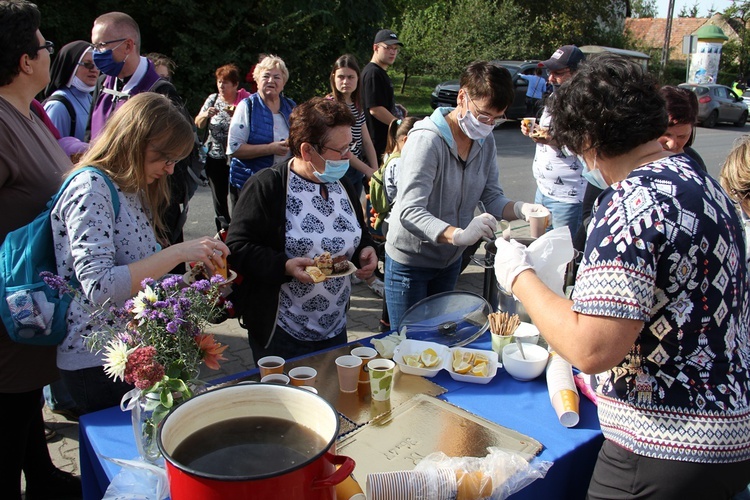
[43,40,99,158]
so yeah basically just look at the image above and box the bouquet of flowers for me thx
[42,272,231,459]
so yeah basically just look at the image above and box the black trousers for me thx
[0,389,55,499]
[587,439,750,500]
[205,155,231,232]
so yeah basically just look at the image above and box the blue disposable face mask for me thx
[92,48,126,77]
[577,154,609,190]
[312,149,349,183]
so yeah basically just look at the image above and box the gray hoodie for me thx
[385,108,512,269]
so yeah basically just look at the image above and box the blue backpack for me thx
[0,167,120,345]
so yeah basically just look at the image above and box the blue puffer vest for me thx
[229,93,295,190]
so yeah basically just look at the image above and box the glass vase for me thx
[131,391,163,463]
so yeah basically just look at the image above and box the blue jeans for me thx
[535,189,583,237]
[384,255,463,330]
[43,379,78,412]
[60,366,133,415]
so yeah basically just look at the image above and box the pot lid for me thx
[399,291,491,347]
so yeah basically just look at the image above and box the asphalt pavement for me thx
[40,120,745,496]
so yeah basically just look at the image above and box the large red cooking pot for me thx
[157,383,354,500]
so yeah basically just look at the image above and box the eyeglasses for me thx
[90,38,127,53]
[77,61,97,70]
[37,41,54,55]
[378,44,400,53]
[318,144,351,159]
[466,94,507,127]
[730,188,750,204]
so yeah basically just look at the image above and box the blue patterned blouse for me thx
[572,154,750,463]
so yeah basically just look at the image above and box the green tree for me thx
[724,2,750,81]
[37,0,386,110]
[631,0,657,18]
[678,2,700,18]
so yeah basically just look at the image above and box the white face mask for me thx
[70,75,96,93]
[457,95,495,140]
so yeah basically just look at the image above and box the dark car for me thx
[430,60,548,120]
[678,83,748,128]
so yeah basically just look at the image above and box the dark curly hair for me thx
[660,85,699,126]
[550,54,668,158]
[287,97,356,158]
[0,0,41,87]
[460,61,514,113]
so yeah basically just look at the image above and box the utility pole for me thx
[660,0,676,79]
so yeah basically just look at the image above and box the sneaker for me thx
[367,277,385,298]
[351,275,363,285]
[44,424,56,441]
[51,408,80,422]
[25,468,82,499]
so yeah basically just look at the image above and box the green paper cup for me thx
[367,359,395,401]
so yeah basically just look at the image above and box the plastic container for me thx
[446,347,499,384]
[393,339,450,378]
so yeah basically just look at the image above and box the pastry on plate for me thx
[305,266,326,283]
[314,252,333,275]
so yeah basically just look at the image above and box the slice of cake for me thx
[314,252,333,275]
[332,255,349,274]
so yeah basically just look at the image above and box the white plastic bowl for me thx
[502,343,549,381]
[512,322,540,345]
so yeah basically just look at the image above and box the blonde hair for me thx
[74,93,193,238]
[720,134,750,212]
[252,54,289,84]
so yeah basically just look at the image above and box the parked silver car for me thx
[678,83,748,128]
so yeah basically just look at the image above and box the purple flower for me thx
[161,275,183,289]
[166,320,180,334]
[140,278,155,289]
[153,300,168,309]
[40,272,72,294]
[191,280,210,292]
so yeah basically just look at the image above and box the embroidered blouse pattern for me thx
[572,155,750,463]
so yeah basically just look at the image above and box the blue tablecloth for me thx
[79,333,603,499]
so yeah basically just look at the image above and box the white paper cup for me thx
[528,207,551,238]
[522,117,536,132]
[367,358,396,401]
[288,366,317,386]
[336,355,363,393]
[257,356,285,377]
[260,373,290,385]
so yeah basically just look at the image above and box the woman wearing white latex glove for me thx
[384,61,535,329]
[506,55,750,499]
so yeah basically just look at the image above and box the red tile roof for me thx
[624,15,740,61]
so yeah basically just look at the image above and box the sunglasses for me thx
[77,61,97,70]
